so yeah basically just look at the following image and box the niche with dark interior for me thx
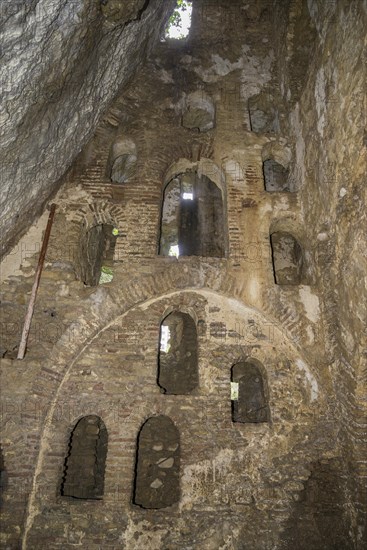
[133,416,180,509]
[61,415,108,500]
[79,224,117,286]
[159,171,225,258]
[248,93,279,134]
[270,231,304,285]
[263,159,290,192]
[158,311,198,394]
[231,361,269,423]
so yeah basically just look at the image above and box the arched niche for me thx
[133,416,180,509]
[78,224,118,286]
[158,311,198,394]
[108,137,137,184]
[263,159,290,192]
[270,231,304,285]
[182,91,215,132]
[61,415,108,499]
[231,360,269,423]
[159,170,225,258]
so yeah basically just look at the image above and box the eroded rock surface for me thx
[0,0,174,258]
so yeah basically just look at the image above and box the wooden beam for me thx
[17,204,57,360]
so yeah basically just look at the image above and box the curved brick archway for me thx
[19,261,325,547]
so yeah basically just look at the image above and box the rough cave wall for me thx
[273,0,367,542]
[0,0,175,259]
[0,0,366,548]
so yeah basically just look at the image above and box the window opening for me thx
[78,224,117,286]
[160,325,171,353]
[159,171,224,258]
[168,244,180,258]
[231,381,239,401]
[98,226,118,284]
[231,362,269,423]
[165,1,192,40]
[158,312,198,394]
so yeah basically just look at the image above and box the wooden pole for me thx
[17,204,57,360]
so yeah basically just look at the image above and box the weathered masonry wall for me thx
[274,0,367,542]
[0,1,366,549]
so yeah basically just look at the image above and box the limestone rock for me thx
[0,0,175,258]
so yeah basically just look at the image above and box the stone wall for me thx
[0,0,365,548]
[275,0,367,542]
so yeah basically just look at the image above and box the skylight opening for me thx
[182,192,193,200]
[165,1,192,40]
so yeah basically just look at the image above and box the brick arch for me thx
[163,157,225,196]
[69,201,125,232]
[21,263,323,546]
[145,138,215,186]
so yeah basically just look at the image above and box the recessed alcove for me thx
[231,360,270,423]
[108,137,137,184]
[261,142,295,192]
[182,91,215,132]
[61,416,108,500]
[158,311,198,394]
[248,93,279,134]
[78,224,117,286]
[270,231,304,285]
[133,416,180,509]
[263,159,290,192]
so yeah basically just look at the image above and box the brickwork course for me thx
[1,1,366,549]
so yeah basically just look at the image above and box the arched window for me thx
[133,416,180,509]
[158,311,198,394]
[61,415,108,499]
[159,171,224,258]
[270,231,304,285]
[263,159,290,192]
[231,361,269,423]
[79,224,118,286]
